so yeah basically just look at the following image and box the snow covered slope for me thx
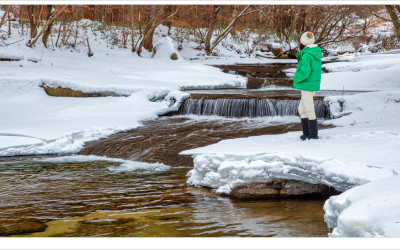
[324,176,400,237]
[321,52,400,91]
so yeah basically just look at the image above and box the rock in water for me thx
[230,179,339,199]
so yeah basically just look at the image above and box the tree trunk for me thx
[122,8,127,48]
[138,7,142,37]
[386,5,400,40]
[131,5,135,52]
[205,5,221,56]
[144,6,164,52]
[42,5,55,48]
[27,5,66,48]
[87,37,93,57]
[27,5,40,39]
[0,5,11,29]
[20,6,24,36]
[8,6,11,36]
[55,16,64,47]
[137,5,166,56]
[165,5,173,36]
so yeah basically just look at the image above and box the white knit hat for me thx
[300,31,316,46]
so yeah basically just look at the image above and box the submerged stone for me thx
[229,179,340,199]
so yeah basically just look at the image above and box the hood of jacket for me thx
[296,46,322,61]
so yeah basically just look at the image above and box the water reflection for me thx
[0,156,328,237]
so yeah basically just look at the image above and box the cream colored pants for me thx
[298,90,316,120]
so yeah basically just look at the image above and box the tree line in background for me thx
[1,5,399,57]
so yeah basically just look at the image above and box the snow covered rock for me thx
[0,46,39,62]
[324,176,400,237]
[152,37,182,61]
[264,43,283,56]
[184,151,396,195]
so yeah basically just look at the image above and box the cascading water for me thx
[177,98,330,118]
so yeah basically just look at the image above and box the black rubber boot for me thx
[308,119,319,139]
[300,118,309,140]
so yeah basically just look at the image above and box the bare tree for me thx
[208,5,252,54]
[0,4,392,53]
[386,5,400,40]
[136,5,166,55]
[7,5,11,36]
[27,5,43,39]
[313,7,371,46]
[205,5,221,55]
[19,5,24,36]
[27,5,67,47]
[130,5,135,52]
[42,5,56,47]
[0,5,11,29]
[136,5,179,56]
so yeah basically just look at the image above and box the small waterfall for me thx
[177,99,330,118]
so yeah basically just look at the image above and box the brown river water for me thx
[0,112,334,237]
[0,155,329,237]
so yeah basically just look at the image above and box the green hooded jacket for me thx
[293,46,322,92]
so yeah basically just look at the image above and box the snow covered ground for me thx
[324,176,400,237]
[321,52,400,91]
[181,53,400,237]
[2,17,400,237]
[0,31,245,155]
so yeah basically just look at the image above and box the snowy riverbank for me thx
[181,52,400,237]
[183,91,400,237]
[0,42,246,155]
[182,91,400,191]
[324,176,400,237]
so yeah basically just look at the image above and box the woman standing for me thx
[293,31,322,140]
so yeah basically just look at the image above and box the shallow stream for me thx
[0,156,328,237]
